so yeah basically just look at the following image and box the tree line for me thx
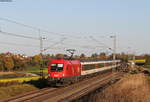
[0,52,150,71]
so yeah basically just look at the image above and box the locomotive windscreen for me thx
[51,64,64,72]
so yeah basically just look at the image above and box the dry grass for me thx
[0,72,14,75]
[0,84,38,99]
[91,74,150,102]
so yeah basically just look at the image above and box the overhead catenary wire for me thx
[0,17,90,39]
[0,17,113,56]
[0,30,39,40]
[0,41,39,47]
[0,17,38,30]
[77,36,112,55]
[0,17,64,36]
[0,17,111,40]
[89,36,111,49]
[0,30,67,50]
[43,37,67,52]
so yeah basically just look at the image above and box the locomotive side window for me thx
[51,64,64,72]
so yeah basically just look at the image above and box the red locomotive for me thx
[47,59,121,86]
[48,59,82,86]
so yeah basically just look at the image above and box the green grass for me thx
[25,66,48,74]
[25,66,47,72]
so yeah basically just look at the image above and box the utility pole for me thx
[110,35,116,61]
[110,35,117,75]
[127,47,131,61]
[133,51,136,60]
[39,29,46,79]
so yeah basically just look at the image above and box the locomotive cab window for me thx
[51,64,64,72]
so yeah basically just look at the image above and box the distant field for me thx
[25,66,48,76]
[25,66,48,72]
[0,66,48,75]
[0,66,48,83]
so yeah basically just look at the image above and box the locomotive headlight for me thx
[62,73,65,77]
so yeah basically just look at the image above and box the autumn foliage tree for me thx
[13,55,27,70]
[0,54,5,71]
[33,55,42,66]
[0,53,27,71]
[3,56,14,71]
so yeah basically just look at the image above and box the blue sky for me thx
[0,0,150,55]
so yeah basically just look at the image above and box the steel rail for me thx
[60,73,123,102]
[1,88,57,102]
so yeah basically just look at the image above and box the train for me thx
[47,59,121,86]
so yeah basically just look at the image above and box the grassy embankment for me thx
[0,84,38,100]
[90,73,150,102]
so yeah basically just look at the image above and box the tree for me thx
[33,55,42,66]
[13,55,27,70]
[99,52,107,60]
[80,53,85,58]
[0,54,4,71]
[91,53,99,61]
[99,52,106,56]
[4,56,14,71]
[56,54,64,59]
[91,53,98,58]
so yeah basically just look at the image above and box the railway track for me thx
[44,72,123,102]
[60,73,123,102]
[1,88,57,102]
[1,72,123,102]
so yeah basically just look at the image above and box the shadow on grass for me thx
[24,78,49,89]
